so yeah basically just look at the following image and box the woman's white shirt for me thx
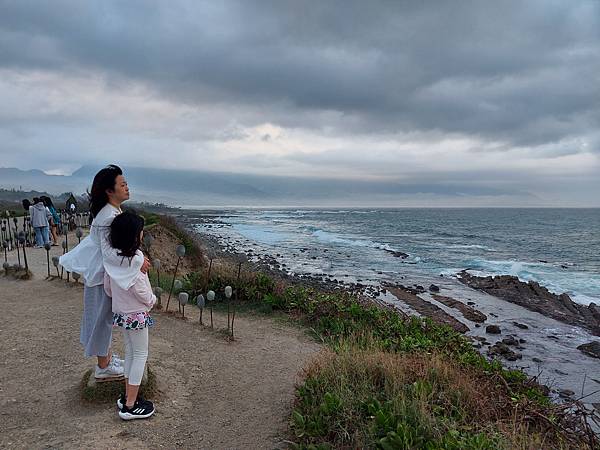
[59,204,143,288]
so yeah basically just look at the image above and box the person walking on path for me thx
[30,197,51,247]
[59,165,150,381]
[105,211,157,420]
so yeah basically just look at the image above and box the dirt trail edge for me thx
[0,277,321,449]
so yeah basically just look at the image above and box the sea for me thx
[184,207,600,410]
[186,208,600,306]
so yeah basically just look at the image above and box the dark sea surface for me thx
[188,208,600,305]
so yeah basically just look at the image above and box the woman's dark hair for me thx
[41,196,55,209]
[22,199,31,210]
[89,164,123,218]
[109,211,145,258]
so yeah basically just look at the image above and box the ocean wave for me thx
[448,244,496,251]
[311,229,399,252]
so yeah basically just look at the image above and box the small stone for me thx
[429,284,440,292]
[513,322,529,329]
[559,389,575,399]
[532,357,543,363]
[502,336,519,346]
[486,325,501,334]
[577,341,600,359]
[505,352,522,361]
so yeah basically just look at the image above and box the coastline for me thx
[173,210,600,413]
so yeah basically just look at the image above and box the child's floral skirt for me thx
[113,311,154,330]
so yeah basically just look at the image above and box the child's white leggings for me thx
[122,327,149,386]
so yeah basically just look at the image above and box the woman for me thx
[41,196,60,246]
[60,165,150,380]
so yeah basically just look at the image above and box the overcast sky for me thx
[0,1,599,205]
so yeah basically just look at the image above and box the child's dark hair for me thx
[109,211,145,258]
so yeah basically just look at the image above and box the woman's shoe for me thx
[95,360,124,382]
[119,399,155,420]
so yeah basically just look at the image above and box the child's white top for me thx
[59,203,143,288]
[104,259,156,314]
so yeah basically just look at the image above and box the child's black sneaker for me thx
[118,399,155,420]
[117,394,152,410]
[116,393,126,410]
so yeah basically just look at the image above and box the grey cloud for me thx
[1,0,599,149]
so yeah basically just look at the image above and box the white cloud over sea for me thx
[0,1,599,205]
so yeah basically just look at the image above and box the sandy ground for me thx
[0,237,321,449]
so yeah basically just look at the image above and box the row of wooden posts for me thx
[143,236,240,339]
[38,232,240,339]
[2,224,240,339]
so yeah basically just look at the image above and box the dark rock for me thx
[467,301,476,306]
[519,338,526,344]
[502,336,519,346]
[505,352,522,361]
[386,285,469,333]
[532,357,543,363]
[429,284,440,292]
[486,325,501,334]
[513,322,529,330]
[555,369,568,376]
[458,271,600,336]
[559,389,575,399]
[432,294,487,323]
[577,341,600,359]
[385,249,409,258]
[488,342,521,361]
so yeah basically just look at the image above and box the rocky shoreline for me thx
[458,270,600,336]
[175,214,600,368]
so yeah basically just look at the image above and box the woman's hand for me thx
[141,256,151,274]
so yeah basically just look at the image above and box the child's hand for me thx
[141,257,151,274]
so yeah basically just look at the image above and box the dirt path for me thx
[0,247,321,449]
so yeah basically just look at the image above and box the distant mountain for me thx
[0,167,87,195]
[0,166,535,207]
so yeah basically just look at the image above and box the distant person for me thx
[22,199,31,212]
[59,165,150,383]
[105,211,156,420]
[30,197,50,247]
[42,196,60,246]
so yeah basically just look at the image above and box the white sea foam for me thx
[311,229,398,252]
[448,244,496,251]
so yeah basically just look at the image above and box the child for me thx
[103,211,157,420]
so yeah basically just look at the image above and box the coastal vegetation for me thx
[142,212,596,449]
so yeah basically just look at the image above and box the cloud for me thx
[0,0,599,205]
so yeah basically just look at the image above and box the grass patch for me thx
[290,341,590,449]
[79,366,158,403]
